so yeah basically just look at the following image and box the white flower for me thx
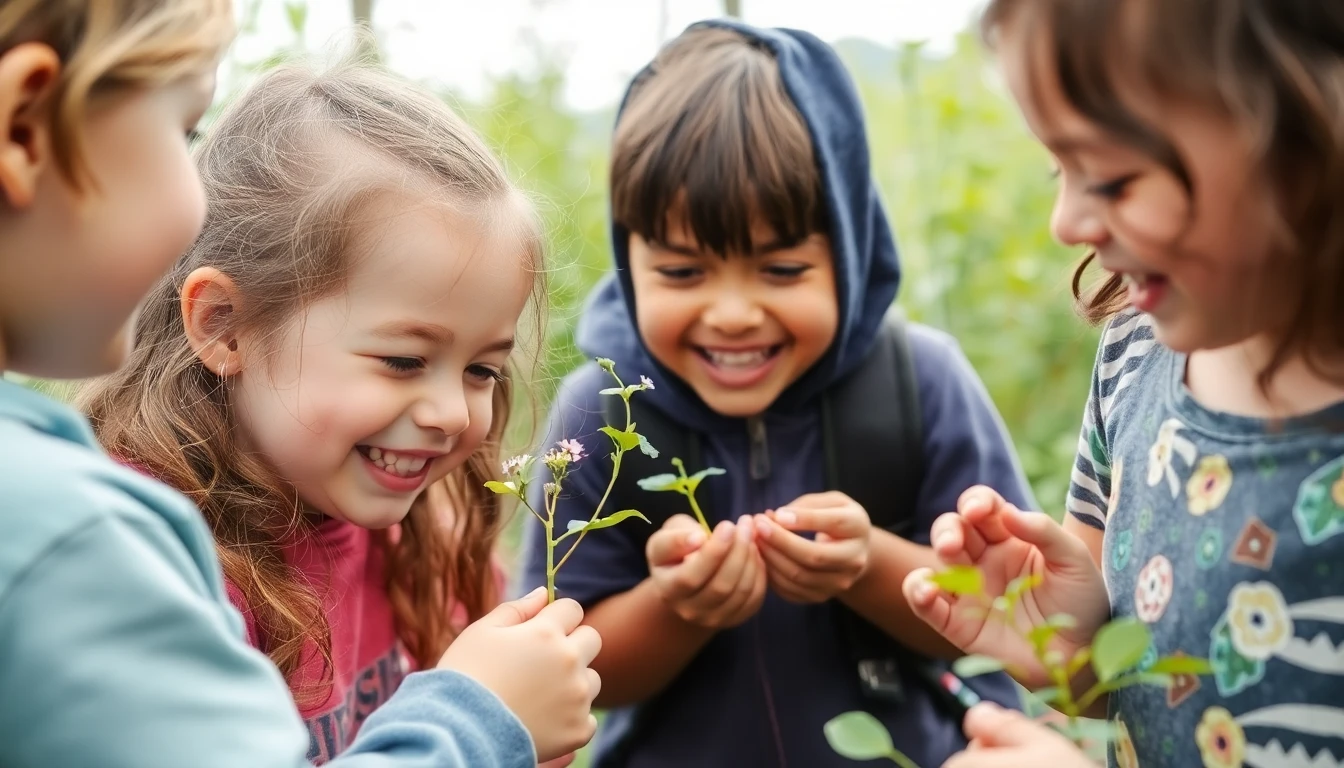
[1134,554,1174,623]
[501,454,531,477]
[640,375,655,390]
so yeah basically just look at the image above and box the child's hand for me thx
[753,492,871,603]
[646,514,767,629]
[437,588,601,762]
[941,702,1098,767]
[902,486,1108,689]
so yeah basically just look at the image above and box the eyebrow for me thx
[372,320,454,346]
[653,237,799,258]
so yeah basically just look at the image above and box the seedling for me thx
[487,358,656,602]
[636,457,725,534]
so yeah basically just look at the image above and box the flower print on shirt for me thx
[1135,555,1175,623]
[1148,418,1197,497]
[1186,455,1233,516]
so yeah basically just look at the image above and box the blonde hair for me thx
[81,58,545,703]
[0,0,234,190]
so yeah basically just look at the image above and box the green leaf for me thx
[637,473,680,492]
[599,425,642,451]
[1067,647,1093,677]
[928,565,984,596]
[1091,618,1152,683]
[581,509,650,532]
[636,432,659,458]
[1032,686,1063,705]
[822,711,895,761]
[685,466,727,492]
[483,480,518,495]
[598,387,624,396]
[1146,656,1213,676]
[1136,672,1174,689]
[1027,624,1059,650]
[953,654,1006,678]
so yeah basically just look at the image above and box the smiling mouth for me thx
[355,446,433,478]
[695,345,785,369]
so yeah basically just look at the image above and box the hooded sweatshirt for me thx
[520,20,1036,768]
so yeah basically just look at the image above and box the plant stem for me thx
[887,749,921,768]
[685,489,711,534]
[544,518,555,603]
[555,449,623,573]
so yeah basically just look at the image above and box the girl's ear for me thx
[0,43,59,209]
[181,267,243,378]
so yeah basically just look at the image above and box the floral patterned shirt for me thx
[1068,311,1344,768]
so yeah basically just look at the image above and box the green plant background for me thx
[9,3,1103,765]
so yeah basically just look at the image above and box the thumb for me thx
[481,586,548,627]
[647,523,708,567]
[1001,509,1089,566]
[960,702,1044,748]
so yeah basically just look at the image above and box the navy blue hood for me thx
[576,19,900,432]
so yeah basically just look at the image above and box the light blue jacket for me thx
[0,378,535,768]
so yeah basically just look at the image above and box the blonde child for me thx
[904,1,1344,766]
[0,3,598,766]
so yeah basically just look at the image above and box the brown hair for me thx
[611,25,827,256]
[983,0,1344,385]
[80,57,544,703]
[0,0,234,191]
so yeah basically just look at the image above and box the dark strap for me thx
[822,308,923,537]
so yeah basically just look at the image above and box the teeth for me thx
[706,348,770,368]
[363,448,429,477]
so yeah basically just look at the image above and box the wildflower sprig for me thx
[823,566,1213,765]
[486,358,657,603]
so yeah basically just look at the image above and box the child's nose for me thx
[702,290,765,335]
[412,386,469,436]
[1050,185,1108,248]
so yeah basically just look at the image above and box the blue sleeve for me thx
[517,365,649,608]
[906,324,1037,542]
[0,512,534,768]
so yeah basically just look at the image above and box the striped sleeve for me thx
[1066,311,1156,529]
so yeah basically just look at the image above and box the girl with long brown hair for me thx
[80,55,598,765]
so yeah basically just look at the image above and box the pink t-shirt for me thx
[226,519,410,764]
[226,518,508,764]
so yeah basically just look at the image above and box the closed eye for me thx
[380,356,424,373]
[763,264,811,279]
[468,364,504,383]
[1086,174,1137,201]
[655,266,701,281]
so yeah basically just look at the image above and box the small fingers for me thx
[567,623,602,666]
[902,567,955,633]
[534,597,585,635]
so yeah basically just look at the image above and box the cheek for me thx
[633,283,694,351]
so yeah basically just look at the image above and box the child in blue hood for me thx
[520,20,1035,767]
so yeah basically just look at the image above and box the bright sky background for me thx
[232,0,988,110]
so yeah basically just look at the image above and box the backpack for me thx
[605,308,972,719]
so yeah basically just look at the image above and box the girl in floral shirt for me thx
[902,1,1344,767]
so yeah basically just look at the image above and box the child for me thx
[904,1,1344,766]
[0,3,599,764]
[520,19,1036,768]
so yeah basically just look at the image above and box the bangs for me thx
[610,26,827,256]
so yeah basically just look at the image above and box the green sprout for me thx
[486,358,656,602]
[635,458,725,535]
[823,565,1213,765]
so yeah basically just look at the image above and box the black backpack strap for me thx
[824,309,971,719]
[822,308,923,537]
